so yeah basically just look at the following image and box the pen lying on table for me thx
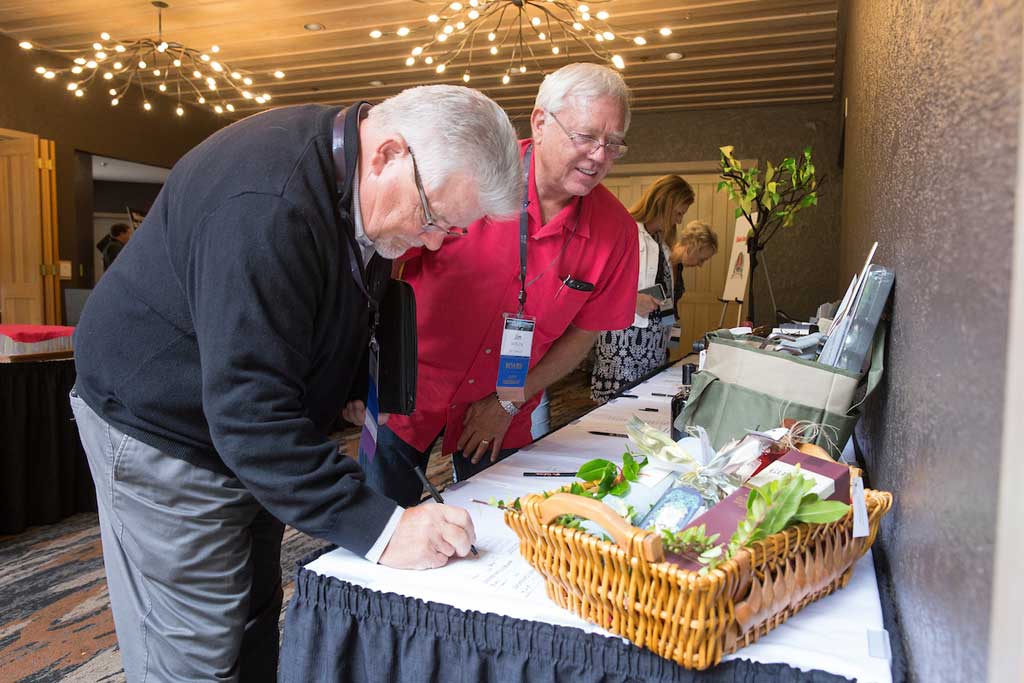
[588,430,629,438]
[522,471,578,477]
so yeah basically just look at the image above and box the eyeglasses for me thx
[547,111,628,160]
[408,147,468,238]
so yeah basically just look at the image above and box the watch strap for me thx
[497,398,520,416]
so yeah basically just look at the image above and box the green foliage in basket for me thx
[487,452,647,540]
[662,466,851,574]
[572,451,648,499]
[660,524,720,564]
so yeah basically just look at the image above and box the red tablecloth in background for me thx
[0,325,75,343]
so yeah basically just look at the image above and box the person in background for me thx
[70,85,522,682]
[591,176,718,402]
[364,63,640,507]
[96,223,132,270]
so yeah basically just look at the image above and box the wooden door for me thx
[0,138,44,324]
[603,168,747,358]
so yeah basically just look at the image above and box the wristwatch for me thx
[497,397,520,416]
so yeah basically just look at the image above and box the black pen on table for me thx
[588,430,628,438]
[395,451,479,557]
[523,471,578,477]
[651,392,674,397]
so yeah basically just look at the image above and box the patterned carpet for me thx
[0,368,596,682]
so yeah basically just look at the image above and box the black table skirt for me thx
[0,359,96,535]
[280,549,853,683]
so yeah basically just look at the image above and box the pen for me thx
[651,392,674,397]
[639,407,660,413]
[588,430,628,438]
[396,451,479,557]
[618,394,639,399]
[522,471,578,477]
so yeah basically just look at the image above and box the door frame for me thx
[0,128,61,324]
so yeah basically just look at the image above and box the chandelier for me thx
[18,1,284,117]
[371,0,674,84]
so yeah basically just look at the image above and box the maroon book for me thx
[665,450,850,571]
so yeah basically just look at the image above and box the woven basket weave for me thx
[504,487,892,670]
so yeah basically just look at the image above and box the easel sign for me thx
[718,214,753,327]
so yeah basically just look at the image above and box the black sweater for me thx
[74,105,397,555]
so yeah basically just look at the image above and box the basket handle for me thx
[535,493,664,563]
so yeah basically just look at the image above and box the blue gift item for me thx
[637,485,706,534]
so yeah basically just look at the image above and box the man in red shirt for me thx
[363,63,639,506]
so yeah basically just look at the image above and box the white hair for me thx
[535,62,632,131]
[369,85,522,219]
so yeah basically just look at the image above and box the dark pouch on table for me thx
[375,278,417,415]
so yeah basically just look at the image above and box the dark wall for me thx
[0,34,225,290]
[628,103,844,324]
[73,152,93,281]
[93,181,164,215]
[514,100,845,325]
[839,1,1021,680]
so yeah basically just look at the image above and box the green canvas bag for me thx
[675,327,885,457]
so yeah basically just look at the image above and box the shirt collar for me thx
[351,160,376,265]
[522,138,592,241]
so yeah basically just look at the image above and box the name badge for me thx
[496,314,534,402]
[358,339,381,462]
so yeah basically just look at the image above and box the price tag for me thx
[496,314,535,402]
[851,475,869,538]
[358,340,381,462]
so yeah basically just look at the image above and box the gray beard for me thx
[374,237,413,259]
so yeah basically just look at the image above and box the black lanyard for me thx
[516,144,581,314]
[517,145,533,316]
[332,103,380,332]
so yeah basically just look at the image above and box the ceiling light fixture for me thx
[372,0,666,84]
[22,1,283,117]
[304,23,326,31]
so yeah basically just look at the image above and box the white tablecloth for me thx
[307,363,893,683]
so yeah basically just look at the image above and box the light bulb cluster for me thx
[19,15,284,118]
[370,0,675,84]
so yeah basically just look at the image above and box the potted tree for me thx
[717,146,822,324]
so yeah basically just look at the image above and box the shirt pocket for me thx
[535,287,591,345]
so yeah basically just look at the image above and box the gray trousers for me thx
[71,392,284,682]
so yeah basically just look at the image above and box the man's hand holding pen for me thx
[378,505,477,570]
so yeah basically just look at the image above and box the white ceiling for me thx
[92,154,170,183]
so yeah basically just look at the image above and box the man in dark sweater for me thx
[70,86,522,681]
[96,222,132,270]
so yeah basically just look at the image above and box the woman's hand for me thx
[636,293,661,317]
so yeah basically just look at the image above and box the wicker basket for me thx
[504,487,892,670]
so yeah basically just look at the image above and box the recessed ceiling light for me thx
[370,80,384,86]
[304,23,325,31]
[666,52,683,60]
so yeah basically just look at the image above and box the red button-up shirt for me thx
[387,140,639,453]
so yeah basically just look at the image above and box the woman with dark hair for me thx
[590,176,718,402]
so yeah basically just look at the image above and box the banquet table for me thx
[0,358,95,535]
[279,363,895,683]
